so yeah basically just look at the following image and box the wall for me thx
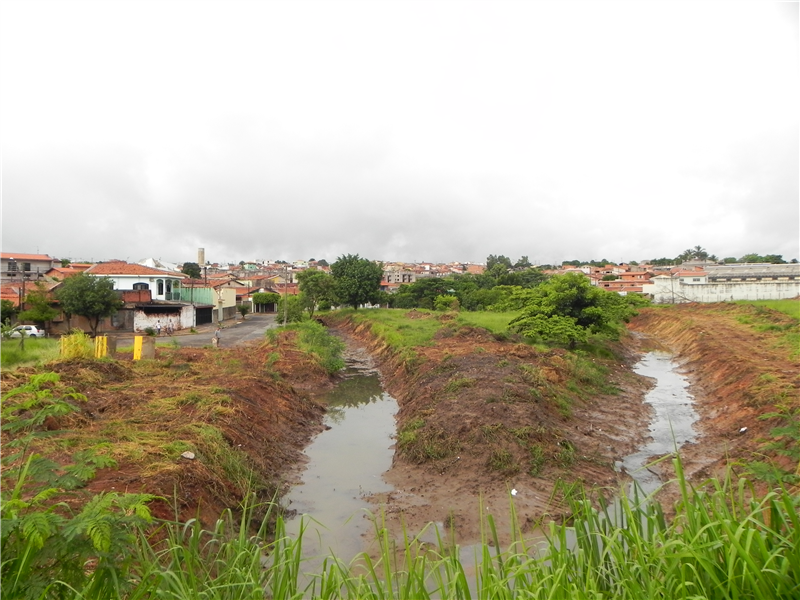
[644,278,800,303]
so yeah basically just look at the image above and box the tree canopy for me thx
[181,262,202,279]
[296,269,336,317]
[509,272,644,349]
[1,299,19,325]
[330,254,383,309]
[18,282,59,330]
[55,273,123,336]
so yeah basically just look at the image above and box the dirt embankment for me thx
[326,314,655,545]
[0,334,334,526]
[627,303,800,484]
[324,303,799,545]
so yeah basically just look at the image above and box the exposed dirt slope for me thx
[328,314,653,546]
[627,303,800,484]
[1,335,331,525]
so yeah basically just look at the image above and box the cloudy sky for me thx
[2,0,798,266]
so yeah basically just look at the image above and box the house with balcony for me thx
[86,260,187,301]
[1,252,58,283]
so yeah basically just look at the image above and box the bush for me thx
[434,295,460,311]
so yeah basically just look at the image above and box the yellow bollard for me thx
[133,336,143,360]
[94,336,108,358]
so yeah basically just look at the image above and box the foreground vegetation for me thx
[3,452,799,599]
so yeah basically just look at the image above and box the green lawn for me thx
[0,337,61,369]
[737,298,800,320]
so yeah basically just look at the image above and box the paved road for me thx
[114,314,280,348]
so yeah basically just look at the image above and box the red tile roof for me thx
[1,252,55,261]
[86,261,187,278]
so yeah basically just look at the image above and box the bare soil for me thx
[325,303,799,546]
[3,302,796,546]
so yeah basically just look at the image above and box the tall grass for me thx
[0,338,60,369]
[737,299,800,320]
[4,457,799,599]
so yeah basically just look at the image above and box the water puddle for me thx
[283,367,398,561]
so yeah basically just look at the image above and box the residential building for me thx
[1,252,58,283]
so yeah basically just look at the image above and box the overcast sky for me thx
[2,0,798,266]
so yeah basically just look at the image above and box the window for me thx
[157,279,164,295]
[22,263,31,272]
[166,280,172,294]
[7,261,17,272]
[133,283,149,290]
[693,278,700,282]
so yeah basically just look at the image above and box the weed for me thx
[444,377,475,393]
[556,439,576,467]
[487,449,518,474]
[528,444,546,477]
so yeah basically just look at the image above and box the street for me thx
[113,313,280,348]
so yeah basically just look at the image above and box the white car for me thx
[10,325,46,338]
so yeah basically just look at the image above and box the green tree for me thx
[330,254,383,309]
[236,304,251,319]
[18,283,59,332]
[486,254,513,270]
[296,270,336,317]
[55,273,123,337]
[251,292,280,308]
[275,295,305,323]
[181,262,202,279]
[514,256,532,269]
[1,299,18,325]
[316,258,329,267]
[509,273,643,349]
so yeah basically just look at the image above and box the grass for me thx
[0,337,61,368]
[456,310,521,333]
[4,456,799,599]
[335,308,444,349]
[737,298,800,319]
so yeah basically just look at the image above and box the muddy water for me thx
[283,360,398,560]
[284,346,697,572]
[621,350,698,495]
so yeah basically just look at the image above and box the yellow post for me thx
[94,336,108,358]
[133,336,143,360]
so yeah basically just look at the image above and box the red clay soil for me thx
[4,302,796,546]
[627,303,800,488]
[1,336,333,526]
[326,303,799,546]
[328,315,654,546]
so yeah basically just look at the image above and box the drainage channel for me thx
[283,347,699,583]
[283,354,398,563]
[620,349,699,494]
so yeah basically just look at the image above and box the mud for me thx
[4,302,796,543]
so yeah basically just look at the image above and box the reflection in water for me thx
[284,373,398,562]
[624,350,698,495]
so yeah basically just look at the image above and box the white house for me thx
[86,260,187,301]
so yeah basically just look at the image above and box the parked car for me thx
[9,325,46,338]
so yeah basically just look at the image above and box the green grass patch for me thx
[737,298,800,319]
[456,310,520,334]
[336,308,443,349]
[0,338,61,369]
[281,320,345,374]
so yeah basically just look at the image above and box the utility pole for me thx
[283,264,288,326]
